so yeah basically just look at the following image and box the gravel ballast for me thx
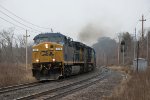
[59,70,124,100]
[0,67,104,100]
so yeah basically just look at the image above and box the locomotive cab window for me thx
[34,37,48,44]
[34,36,65,45]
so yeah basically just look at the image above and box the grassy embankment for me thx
[105,66,150,100]
[0,63,36,87]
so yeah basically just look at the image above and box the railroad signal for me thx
[120,40,125,65]
[120,40,126,53]
[121,40,125,45]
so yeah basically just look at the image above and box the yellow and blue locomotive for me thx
[32,33,96,80]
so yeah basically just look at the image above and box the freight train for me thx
[32,32,96,80]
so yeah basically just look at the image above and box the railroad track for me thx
[0,82,42,94]
[16,68,110,100]
[0,68,102,95]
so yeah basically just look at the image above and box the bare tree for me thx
[15,35,26,63]
[0,28,14,62]
[0,28,32,64]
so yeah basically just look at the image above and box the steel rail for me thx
[0,82,42,94]
[16,68,109,100]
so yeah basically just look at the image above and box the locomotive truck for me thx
[32,32,96,80]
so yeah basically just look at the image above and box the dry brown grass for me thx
[0,63,36,87]
[108,65,131,74]
[104,66,150,100]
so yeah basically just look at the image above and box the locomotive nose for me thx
[32,42,63,63]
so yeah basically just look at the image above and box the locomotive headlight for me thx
[36,59,39,62]
[33,49,38,52]
[56,48,62,51]
[52,58,56,62]
[45,44,48,48]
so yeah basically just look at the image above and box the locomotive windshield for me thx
[35,37,48,44]
[34,36,64,44]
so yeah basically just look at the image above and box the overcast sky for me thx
[0,0,150,45]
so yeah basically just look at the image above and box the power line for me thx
[0,16,39,33]
[0,16,26,30]
[0,9,42,32]
[146,18,150,20]
[133,10,150,29]
[145,10,150,18]
[135,20,140,27]
[0,4,50,30]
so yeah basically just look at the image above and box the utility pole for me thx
[118,38,120,65]
[139,14,146,58]
[121,40,125,66]
[103,52,105,65]
[147,32,149,62]
[137,41,139,72]
[24,30,30,70]
[118,34,122,65]
[139,14,146,39]
[123,45,125,65]
[134,28,136,59]
[51,28,53,33]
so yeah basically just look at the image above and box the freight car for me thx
[32,32,96,80]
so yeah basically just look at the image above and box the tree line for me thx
[0,28,32,64]
[93,30,150,66]
[0,28,150,66]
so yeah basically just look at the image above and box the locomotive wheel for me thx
[64,65,71,77]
